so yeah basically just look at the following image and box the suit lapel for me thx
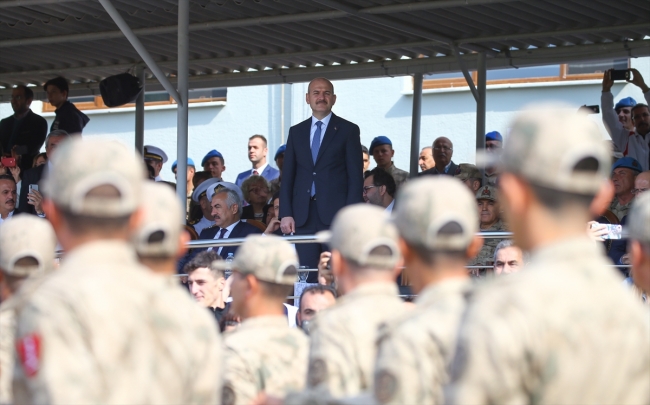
[315,113,338,165]
[297,118,313,167]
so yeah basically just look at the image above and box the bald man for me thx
[419,137,458,176]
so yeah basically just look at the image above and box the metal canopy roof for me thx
[1,0,649,99]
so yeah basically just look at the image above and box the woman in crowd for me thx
[241,175,272,224]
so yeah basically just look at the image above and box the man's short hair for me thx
[183,250,224,280]
[215,188,243,218]
[249,134,268,146]
[298,285,337,309]
[493,239,529,265]
[632,103,649,118]
[361,145,369,155]
[0,174,16,185]
[45,129,70,147]
[15,85,34,100]
[364,167,396,197]
[43,76,69,94]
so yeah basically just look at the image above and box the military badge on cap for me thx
[143,145,168,163]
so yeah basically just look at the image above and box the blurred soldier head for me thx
[0,215,57,300]
[296,285,337,329]
[133,182,189,275]
[627,192,650,294]
[419,146,435,171]
[476,185,501,230]
[225,235,298,320]
[493,104,613,252]
[392,177,482,293]
[492,240,525,276]
[317,204,401,296]
[454,164,482,193]
[41,138,146,250]
[185,251,226,309]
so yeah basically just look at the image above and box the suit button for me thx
[307,189,310,193]
[313,172,316,175]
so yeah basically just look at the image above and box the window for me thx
[42,87,227,112]
[423,59,629,90]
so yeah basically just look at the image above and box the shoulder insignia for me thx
[206,224,218,229]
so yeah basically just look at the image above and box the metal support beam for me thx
[452,45,479,102]
[134,65,145,155]
[97,0,182,105]
[176,0,189,210]
[410,73,423,178]
[476,52,487,181]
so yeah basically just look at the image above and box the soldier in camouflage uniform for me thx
[608,156,642,221]
[469,184,507,276]
[220,235,308,405]
[284,204,406,404]
[0,215,56,405]
[446,104,650,404]
[369,136,409,188]
[12,138,222,404]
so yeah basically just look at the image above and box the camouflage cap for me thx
[498,103,610,194]
[0,214,57,277]
[316,204,400,269]
[628,191,650,244]
[393,177,478,251]
[454,163,481,181]
[218,235,298,285]
[133,182,184,257]
[476,184,498,202]
[42,138,146,217]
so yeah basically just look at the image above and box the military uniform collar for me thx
[239,314,288,330]
[63,240,139,267]
[529,236,600,265]
[338,281,398,305]
[415,277,471,307]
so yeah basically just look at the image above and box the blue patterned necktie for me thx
[311,121,322,196]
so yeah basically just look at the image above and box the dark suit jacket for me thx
[279,113,363,227]
[419,161,459,177]
[235,165,280,187]
[17,164,47,215]
[198,220,263,259]
[0,110,48,172]
[50,101,89,135]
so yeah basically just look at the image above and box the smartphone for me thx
[610,69,630,81]
[581,105,600,114]
[29,184,38,193]
[590,223,623,240]
[0,157,16,168]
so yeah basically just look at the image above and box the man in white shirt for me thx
[363,167,396,213]
[235,135,280,187]
[601,68,650,171]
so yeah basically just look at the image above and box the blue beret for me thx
[615,97,637,111]
[612,157,642,173]
[274,144,286,161]
[171,158,195,172]
[485,131,503,142]
[201,150,224,167]
[369,136,392,154]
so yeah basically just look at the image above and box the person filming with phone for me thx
[601,68,650,171]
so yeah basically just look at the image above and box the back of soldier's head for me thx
[392,177,478,264]
[0,215,57,293]
[317,204,400,273]
[223,235,298,305]
[497,103,610,212]
[133,182,184,260]
[42,137,145,236]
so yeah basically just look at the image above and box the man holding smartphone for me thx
[601,68,650,171]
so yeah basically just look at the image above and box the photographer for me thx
[601,68,650,171]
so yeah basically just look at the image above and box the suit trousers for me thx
[295,200,329,283]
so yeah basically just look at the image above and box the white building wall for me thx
[1,56,648,182]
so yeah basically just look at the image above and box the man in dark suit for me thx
[0,85,48,172]
[419,136,459,176]
[235,134,280,187]
[17,130,69,215]
[280,77,364,280]
[198,186,262,259]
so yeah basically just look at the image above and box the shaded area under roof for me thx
[1,0,649,100]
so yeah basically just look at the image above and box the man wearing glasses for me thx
[0,85,48,172]
[419,137,458,176]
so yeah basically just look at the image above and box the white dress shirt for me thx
[385,200,395,213]
[193,216,214,236]
[211,220,240,255]
[310,112,333,148]
[251,163,268,176]
[0,210,14,225]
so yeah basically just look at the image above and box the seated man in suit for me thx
[17,129,69,215]
[419,136,458,176]
[199,186,262,259]
[235,134,280,187]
